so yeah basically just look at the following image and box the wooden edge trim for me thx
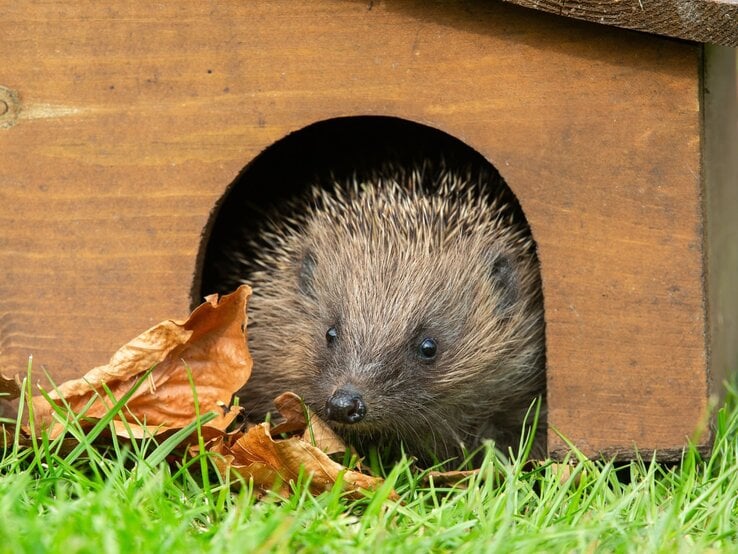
[499,0,738,47]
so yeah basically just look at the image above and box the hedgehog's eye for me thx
[326,326,338,346]
[418,338,437,360]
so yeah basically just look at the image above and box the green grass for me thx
[2,384,738,553]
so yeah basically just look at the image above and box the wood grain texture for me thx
[500,0,738,47]
[0,0,709,458]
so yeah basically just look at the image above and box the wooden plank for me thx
[0,0,706,458]
[704,45,738,406]
[500,0,738,47]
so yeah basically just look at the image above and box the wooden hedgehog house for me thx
[1,1,737,461]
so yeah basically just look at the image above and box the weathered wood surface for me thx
[0,1,708,458]
[500,0,738,47]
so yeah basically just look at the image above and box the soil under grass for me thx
[1,384,737,553]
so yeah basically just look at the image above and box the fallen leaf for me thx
[106,407,242,441]
[31,286,252,438]
[210,393,396,500]
[213,423,393,500]
[0,374,21,401]
[271,392,349,456]
[268,392,309,435]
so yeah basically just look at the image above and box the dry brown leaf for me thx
[209,393,396,500]
[1,374,21,401]
[269,392,309,435]
[214,423,394,500]
[271,392,349,456]
[208,442,287,498]
[31,286,252,438]
[106,407,242,441]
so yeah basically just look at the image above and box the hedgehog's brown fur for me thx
[235,164,546,463]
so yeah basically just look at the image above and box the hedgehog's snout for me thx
[325,385,367,424]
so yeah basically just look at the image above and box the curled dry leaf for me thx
[210,392,396,501]
[271,392,350,457]
[31,286,252,438]
[1,374,21,401]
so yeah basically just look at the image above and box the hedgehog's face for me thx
[305,305,461,460]
[314,318,444,427]
[293,231,543,460]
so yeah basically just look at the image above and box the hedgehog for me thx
[222,163,546,463]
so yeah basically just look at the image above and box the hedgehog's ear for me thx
[486,248,519,313]
[297,249,317,298]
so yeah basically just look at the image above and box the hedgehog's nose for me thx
[325,387,366,424]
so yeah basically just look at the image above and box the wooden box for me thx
[1,1,736,460]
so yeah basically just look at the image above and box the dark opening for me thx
[196,116,530,303]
